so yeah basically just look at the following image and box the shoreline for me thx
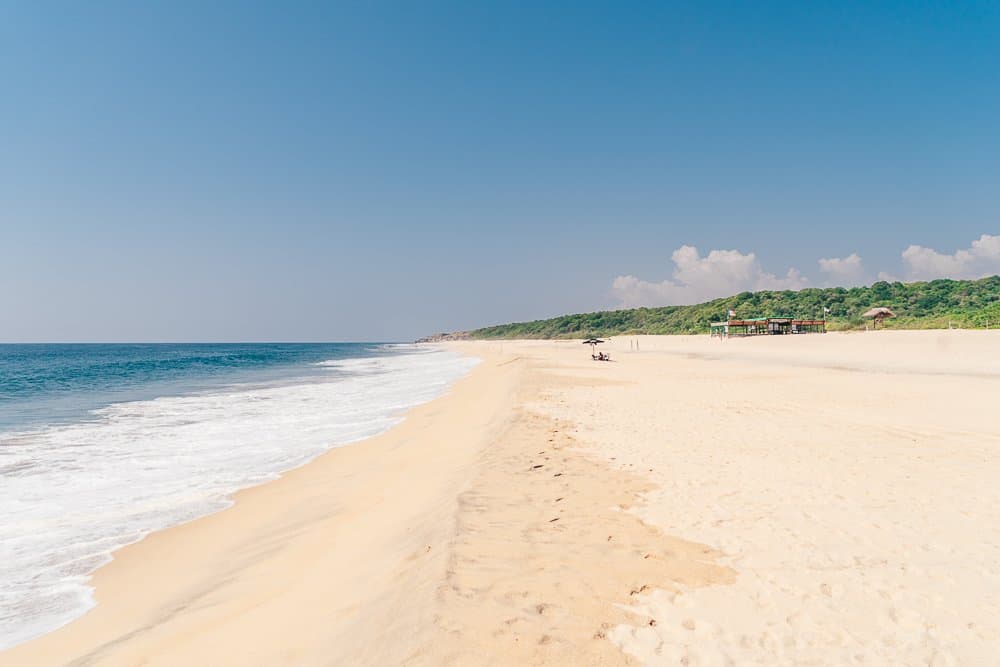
[6,331,1000,664]
[1,347,510,666]
[0,345,477,654]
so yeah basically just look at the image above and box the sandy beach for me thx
[5,330,1000,666]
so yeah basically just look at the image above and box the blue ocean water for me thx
[0,343,478,649]
[0,343,384,432]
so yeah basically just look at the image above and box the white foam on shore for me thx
[0,347,478,650]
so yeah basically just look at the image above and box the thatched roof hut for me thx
[862,307,896,319]
[862,307,896,328]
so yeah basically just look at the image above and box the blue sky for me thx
[2,2,998,341]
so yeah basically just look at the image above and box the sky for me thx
[1,1,998,342]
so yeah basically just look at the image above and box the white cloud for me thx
[901,234,1000,280]
[611,245,808,308]
[610,234,998,309]
[818,253,865,286]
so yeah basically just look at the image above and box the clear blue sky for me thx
[2,1,998,341]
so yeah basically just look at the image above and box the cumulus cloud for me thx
[610,234,997,309]
[901,234,1000,280]
[818,253,865,286]
[611,245,808,308]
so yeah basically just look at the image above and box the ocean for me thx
[0,343,478,649]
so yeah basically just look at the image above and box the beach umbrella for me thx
[582,338,605,355]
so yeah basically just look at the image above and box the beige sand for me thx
[5,330,999,665]
[507,330,1000,665]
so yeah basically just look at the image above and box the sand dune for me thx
[5,330,998,665]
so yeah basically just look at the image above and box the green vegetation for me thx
[470,276,1000,339]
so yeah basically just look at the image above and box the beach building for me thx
[710,317,826,338]
[791,319,827,334]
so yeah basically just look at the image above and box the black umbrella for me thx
[583,338,605,358]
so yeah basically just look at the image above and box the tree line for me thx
[470,276,1000,338]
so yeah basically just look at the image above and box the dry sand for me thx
[4,330,999,665]
[503,331,1000,665]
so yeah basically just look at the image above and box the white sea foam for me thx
[0,346,478,649]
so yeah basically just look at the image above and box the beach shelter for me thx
[862,307,896,329]
[582,338,605,356]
